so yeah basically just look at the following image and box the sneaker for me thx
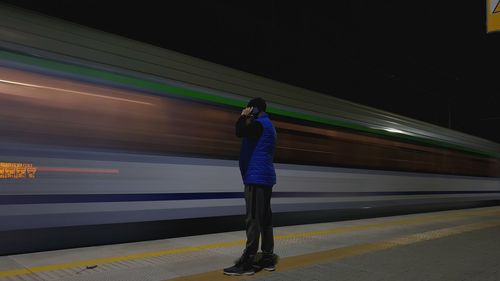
[223,254,255,276]
[253,253,277,271]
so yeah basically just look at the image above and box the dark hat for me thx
[247,97,267,112]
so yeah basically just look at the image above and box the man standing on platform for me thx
[224,97,277,276]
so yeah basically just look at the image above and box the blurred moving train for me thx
[0,4,499,255]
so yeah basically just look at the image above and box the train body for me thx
[0,5,499,254]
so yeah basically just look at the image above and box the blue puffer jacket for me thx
[239,113,277,187]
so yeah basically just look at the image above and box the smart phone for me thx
[251,107,260,117]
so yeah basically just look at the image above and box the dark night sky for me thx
[3,1,500,143]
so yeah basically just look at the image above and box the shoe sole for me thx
[223,271,255,276]
[253,265,276,271]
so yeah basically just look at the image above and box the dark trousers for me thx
[244,185,274,256]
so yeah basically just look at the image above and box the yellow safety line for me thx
[166,220,500,281]
[275,206,500,240]
[1,206,499,278]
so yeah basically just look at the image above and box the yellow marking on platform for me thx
[0,240,246,278]
[166,220,500,281]
[1,207,500,278]
[274,206,500,240]
[488,0,500,32]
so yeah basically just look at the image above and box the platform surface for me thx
[1,206,500,281]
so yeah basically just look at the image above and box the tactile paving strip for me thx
[1,207,500,281]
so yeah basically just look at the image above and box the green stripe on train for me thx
[0,49,498,159]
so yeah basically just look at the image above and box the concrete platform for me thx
[1,206,500,281]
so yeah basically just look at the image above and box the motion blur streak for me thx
[0,79,152,105]
[36,167,120,174]
[0,66,497,176]
[0,2,499,256]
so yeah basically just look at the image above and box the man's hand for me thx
[241,107,253,117]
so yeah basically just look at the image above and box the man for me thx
[223,97,277,276]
